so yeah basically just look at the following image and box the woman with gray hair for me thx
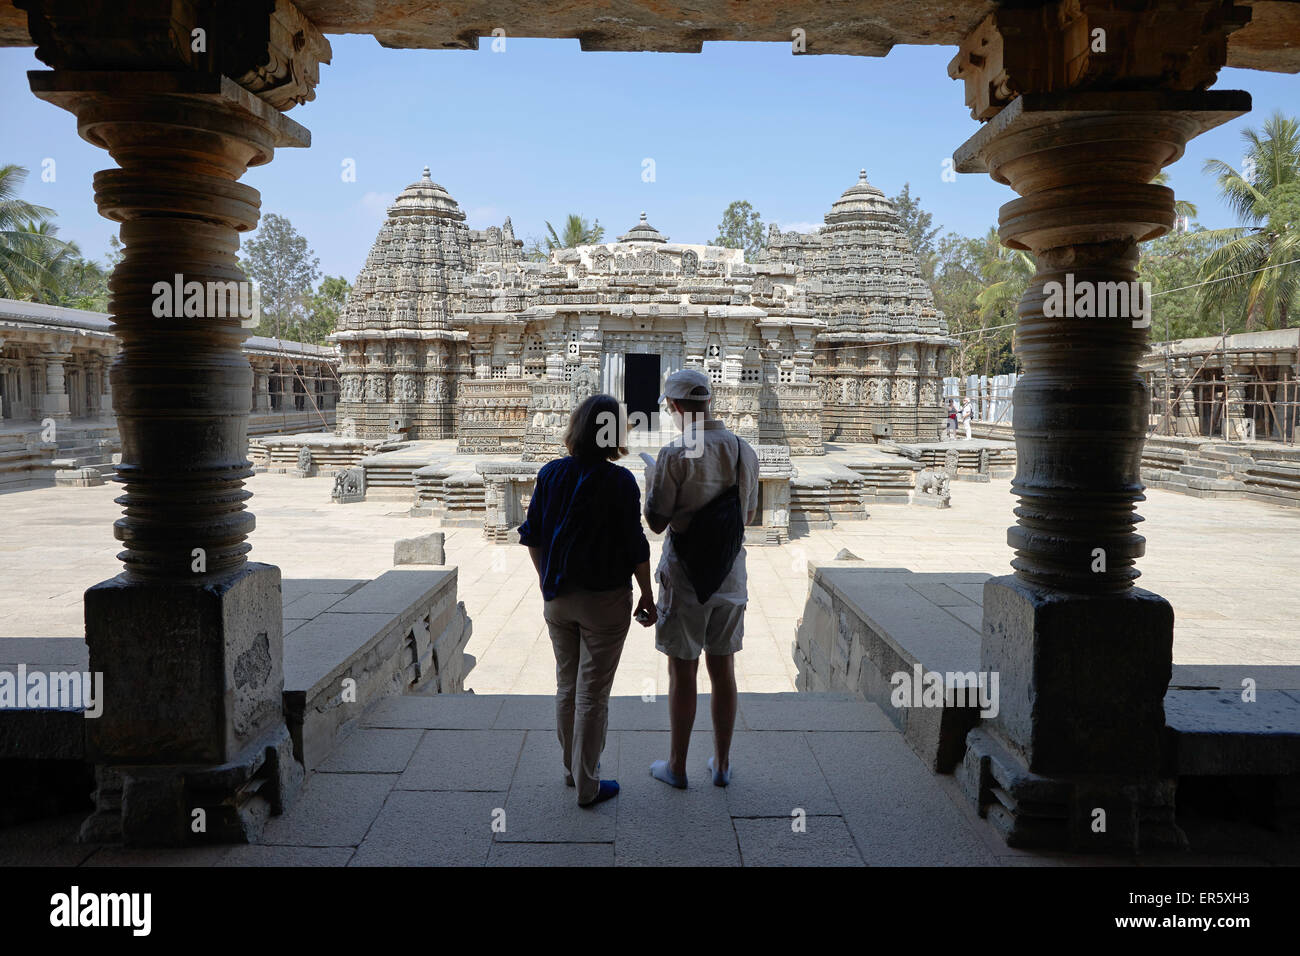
[517,393,657,807]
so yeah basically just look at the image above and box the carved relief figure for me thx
[570,365,598,404]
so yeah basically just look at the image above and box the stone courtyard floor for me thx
[3,465,1299,697]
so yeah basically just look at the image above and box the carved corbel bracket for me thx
[948,0,1251,122]
[16,0,331,113]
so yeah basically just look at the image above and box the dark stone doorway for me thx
[624,353,660,431]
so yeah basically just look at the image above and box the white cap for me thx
[659,367,713,404]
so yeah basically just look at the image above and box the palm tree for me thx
[544,214,604,250]
[968,227,1034,378]
[974,226,1035,323]
[1151,171,1200,223]
[45,248,108,311]
[21,219,86,304]
[0,163,70,299]
[1197,111,1300,330]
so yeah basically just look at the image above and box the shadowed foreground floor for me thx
[3,693,1296,867]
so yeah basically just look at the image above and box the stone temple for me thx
[333,168,954,455]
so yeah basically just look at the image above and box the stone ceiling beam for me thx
[2,2,1296,72]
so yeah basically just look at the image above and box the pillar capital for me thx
[16,0,331,113]
[948,0,1250,122]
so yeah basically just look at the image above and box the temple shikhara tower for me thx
[333,167,953,453]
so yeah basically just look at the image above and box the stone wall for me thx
[282,568,473,771]
[793,563,987,773]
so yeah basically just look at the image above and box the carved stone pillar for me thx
[1174,358,1200,436]
[952,88,1248,852]
[84,354,104,418]
[27,355,45,421]
[1223,363,1251,440]
[793,347,813,385]
[544,334,566,382]
[42,350,71,420]
[23,0,330,846]
[469,338,492,380]
[252,359,271,412]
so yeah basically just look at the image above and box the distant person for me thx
[642,369,758,789]
[960,397,974,440]
[518,393,656,807]
[945,399,958,440]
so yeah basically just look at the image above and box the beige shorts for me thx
[654,573,746,661]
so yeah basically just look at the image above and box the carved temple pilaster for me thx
[20,0,330,846]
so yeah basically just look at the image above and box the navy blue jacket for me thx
[517,456,651,601]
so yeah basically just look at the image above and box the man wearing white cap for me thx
[642,368,758,789]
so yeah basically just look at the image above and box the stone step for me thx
[1165,689,1300,777]
[1180,463,1231,479]
[1185,476,1245,492]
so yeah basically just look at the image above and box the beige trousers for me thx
[544,586,632,804]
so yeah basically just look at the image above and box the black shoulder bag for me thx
[669,434,745,602]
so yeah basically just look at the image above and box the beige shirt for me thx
[645,419,759,606]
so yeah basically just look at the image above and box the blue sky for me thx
[2,36,1296,280]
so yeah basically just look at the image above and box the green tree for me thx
[13,219,110,310]
[974,227,1034,325]
[104,234,124,270]
[544,214,604,251]
[713,200,765,260]
[889,183,941,281]
[0,164,70,299]
[932,229,1023,379]
[46,250,109,311]
[300,275,351,345]
[520,235,551,261]
[1197,111,1300,330]
[972,228,1032,378]
[1151,171,1200,222]
[1140,227,1237,341]
[241,212,320,340]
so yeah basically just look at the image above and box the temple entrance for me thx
[624,352,660,431]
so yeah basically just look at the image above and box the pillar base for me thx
[963,575,1182,852]
[81,563,303,846]
[79,723,302,846]
[960,728,1185,852]
[982,574,1173,772]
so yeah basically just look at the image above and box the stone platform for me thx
[793,562,1300,839]
[883,438,1016,481]
[352,437,944,533]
